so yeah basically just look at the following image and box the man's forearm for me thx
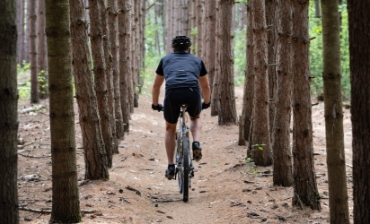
[202,86,211,104]
[152,85,160,105]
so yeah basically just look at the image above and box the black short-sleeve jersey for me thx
[155,52,208,90]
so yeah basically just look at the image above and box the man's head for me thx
[172,36,192,52]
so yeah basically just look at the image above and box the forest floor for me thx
[17,86,354,224]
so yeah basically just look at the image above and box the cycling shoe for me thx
[165,164,175,180]
[192,141,202,162]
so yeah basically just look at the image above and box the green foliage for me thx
[190,27,198,54]
[234,26,246,86]
[339,3,350,99]
[142,2,351,99]
[251,143,266,151]
[245,157,259,174]
[190,27,197,37]
[245,157,253,163]
[309,2,324,97]
[17,62,31,99]
[38,70,48,95]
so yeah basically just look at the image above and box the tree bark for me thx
[69,0,108,180]
[291,0,321,210]
[25,0,30,63]
[17,0,25,65]
[0,0,19,222]
[29,0,39,103]
[188,0,197,51]
[37,0,48,99]
[240,1,254,143]
[89,0,114,168]
[99,0,118,158]
[107,0,125,141]
[131,0,139,108]
[154,2,162,53]
[166,0,175,53]
[210,0,220,116]
[321,0,349,222]
[45,0,81,222]
[218,0,237,125]
[250,0,272,166]
[265,0,277,138]
[203,0,217,100]
[348,1,370,223]
[118,0,133,133]
[272,0,293,186]
[196,0,203,57]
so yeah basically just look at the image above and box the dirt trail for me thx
[17,87,353,223]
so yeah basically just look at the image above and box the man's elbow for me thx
[153,84,162,91]
[201,84,210,91]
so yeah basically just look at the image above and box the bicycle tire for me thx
[181,137,190,202]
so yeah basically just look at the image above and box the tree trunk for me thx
[107,0,125,141]
[348,1,370,223]
[291,0,321,210]
[37,0,48,99]
[176,0,188,35]
[240,1,254,142]
[154,2,162,53]
[250,0,272,166]
[23,0,30,63]
[132,0,139,108]
[218,0,237,125]
[0,1,19,222]
[166,0,175,53]
[182,0,190,36]
[160,0,167,51]
[140,0,146,72]
[272,0,293,186]
[196,0,203,57]
[321,0,349,222]
[89,0,114,168]
[239,2,247,28]
[203,0,217,101]
[29,0,38,103]
[189,0,197,51]
[210,0,220,116]
[69,0,108,180]
[17,0,25,65]
[118,0,133,133]
[265,0,277,139]
[45,0,81,222]
[314,0,321,18]
[99,0,118,159]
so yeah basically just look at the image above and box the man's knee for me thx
[165,122,177,131]
[190,114,200,121]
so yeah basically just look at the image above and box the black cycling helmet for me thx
[171,36,192,51]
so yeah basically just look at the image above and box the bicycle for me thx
[174,104,194,202]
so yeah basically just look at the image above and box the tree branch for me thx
[19,206,97,214]
[146,0,159,11]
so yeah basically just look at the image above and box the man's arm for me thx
[152,74,165,105]
[199,75,211,104]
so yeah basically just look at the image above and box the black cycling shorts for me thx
[163,87,202,124]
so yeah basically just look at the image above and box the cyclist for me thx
[151,36,211,180]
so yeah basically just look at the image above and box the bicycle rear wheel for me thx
[178,137,190,202]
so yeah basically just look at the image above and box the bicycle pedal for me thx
[174,168,180,180]
[190,170,194,178]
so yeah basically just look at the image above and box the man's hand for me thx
[152,104,163,112]
[202,102,210,110]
